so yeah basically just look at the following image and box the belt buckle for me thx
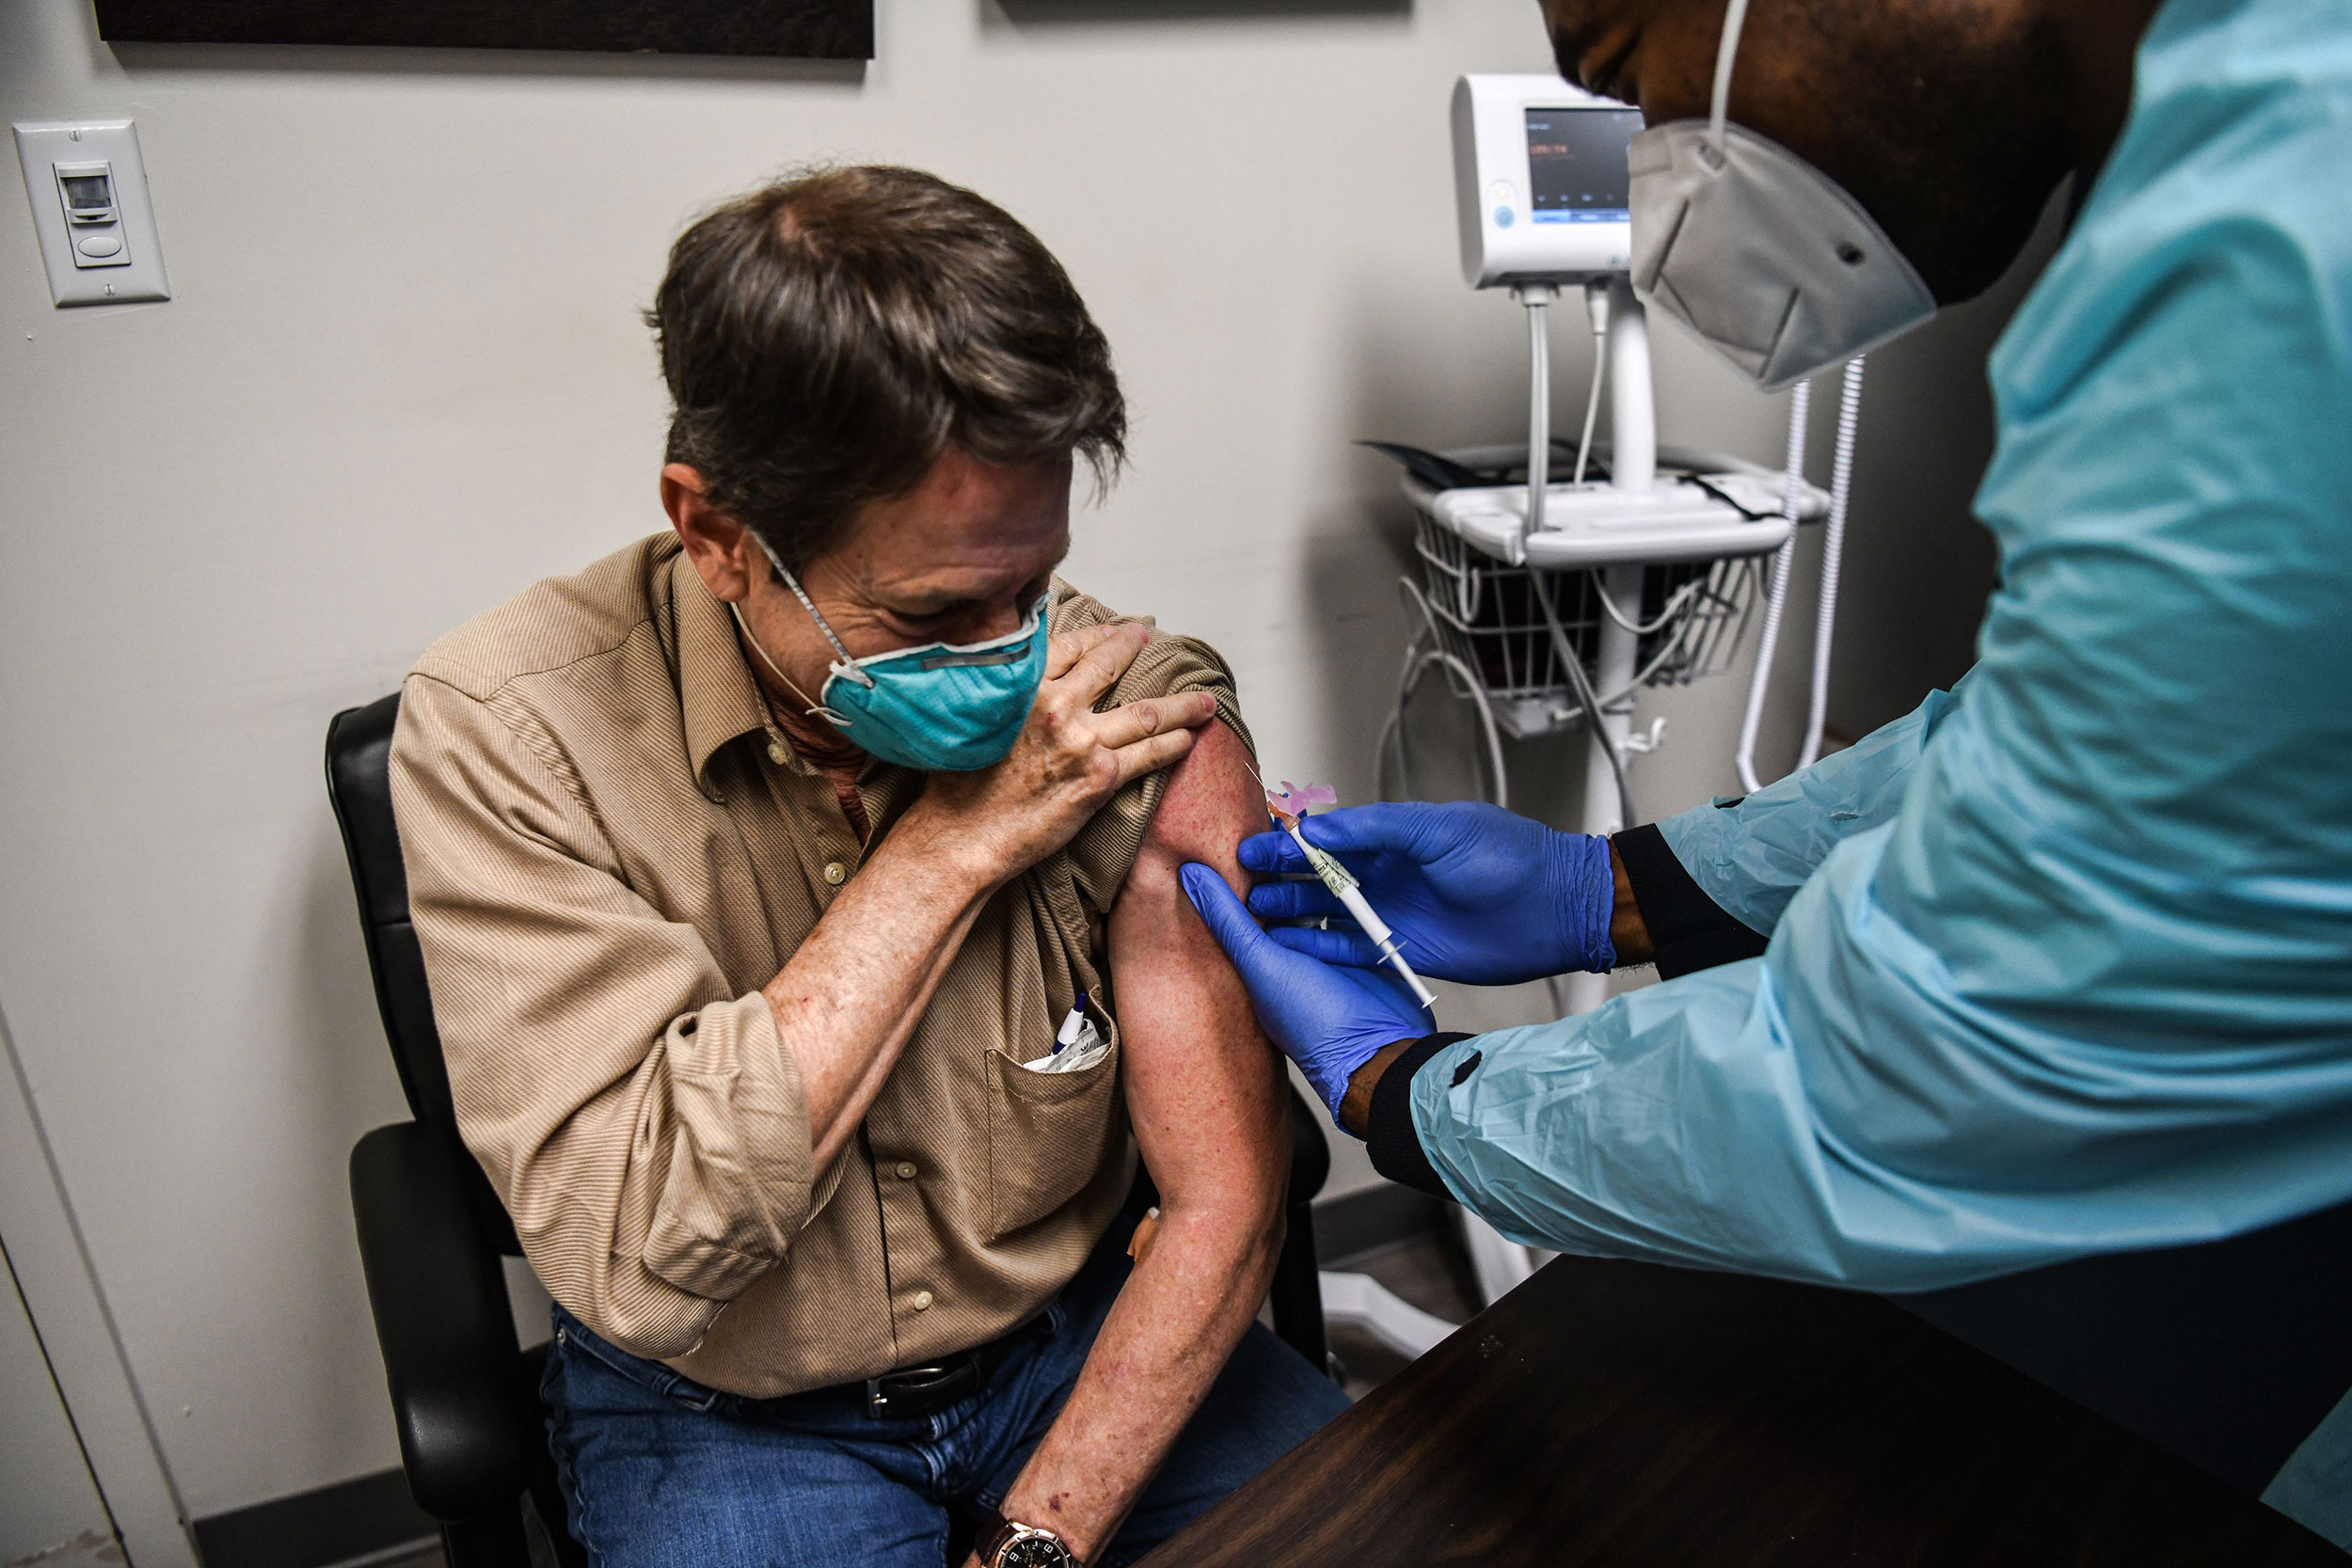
[866,1363,956,1418]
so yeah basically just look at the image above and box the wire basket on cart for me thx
[1375,443,1808,810]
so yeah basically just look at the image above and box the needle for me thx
[1279,820,1438,1010]
[1243,753,1437,1011]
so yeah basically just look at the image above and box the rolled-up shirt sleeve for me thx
[389,672,815,1359]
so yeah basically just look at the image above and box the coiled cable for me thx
[1735,378,1811,793]
[1798,356,1865,769]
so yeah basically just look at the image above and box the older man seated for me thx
[389,166,1348,1568]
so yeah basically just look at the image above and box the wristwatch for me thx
[979,1512,1075,1568]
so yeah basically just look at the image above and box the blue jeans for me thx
[541,1218,1350,1567]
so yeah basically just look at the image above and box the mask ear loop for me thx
[1704,0,1753,167]
[728,601,857,731]
[735,536,862,726]
[763,555,880,690]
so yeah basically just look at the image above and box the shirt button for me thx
[767,740,787,765]
[823,861,848,885]
[895,1161,917,1180]
[910,1290,934,1312]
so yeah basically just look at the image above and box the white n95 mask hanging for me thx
[1627,0,1936,391]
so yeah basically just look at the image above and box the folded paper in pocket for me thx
[1024,1003,1108,1074]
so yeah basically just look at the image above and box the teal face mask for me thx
[733,546,1049,773]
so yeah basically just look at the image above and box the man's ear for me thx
[662,463,761,605]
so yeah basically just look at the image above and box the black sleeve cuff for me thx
[1366,1032,1478,1199]
[1613,822,1769,981]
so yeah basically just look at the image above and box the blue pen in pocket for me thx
[1025,999,1107,1072]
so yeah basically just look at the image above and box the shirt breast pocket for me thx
[982,1026,1123,1243]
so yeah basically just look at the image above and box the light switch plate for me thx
[14,119,170,307]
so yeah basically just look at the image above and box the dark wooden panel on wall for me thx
[92,0,873,59]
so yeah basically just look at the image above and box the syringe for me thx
[1279,819,1438,1012]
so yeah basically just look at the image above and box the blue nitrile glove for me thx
[1179,863,1431,1123]
[1240,801,1614,986]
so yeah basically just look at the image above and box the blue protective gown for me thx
[1411,0,2352,1295]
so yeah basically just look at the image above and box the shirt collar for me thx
[671,546,784,793]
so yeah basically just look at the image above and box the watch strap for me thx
[978,1511,1072,1567]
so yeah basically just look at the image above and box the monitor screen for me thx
[1524,106,1643,223]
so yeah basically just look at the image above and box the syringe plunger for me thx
[1288,823,1438,1011]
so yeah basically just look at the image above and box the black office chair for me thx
[330,692,1334,1568]
[331,695,582,1568]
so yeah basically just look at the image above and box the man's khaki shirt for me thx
[389,533,1247,1397]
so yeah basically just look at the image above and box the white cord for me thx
[1571,354,1605,489]
[1382,546,1688,816]
[1377,578,1511,809]
[1593,573,1707,637]
[1616,617,1693,700]
[1797,356,1866,769]
[1735,378,1811,795]
[1533,570,1638,827]
[1573,280,1612,487]
[1710,0,1753,148]
[1561,612,1693,728]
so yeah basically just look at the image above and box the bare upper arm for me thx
[1107,720,1290,1213]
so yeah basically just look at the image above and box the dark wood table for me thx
[1141,1253,2344,1566]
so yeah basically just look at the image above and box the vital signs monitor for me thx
[1453,75,1645,288]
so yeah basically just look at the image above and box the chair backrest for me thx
[326,694,448,1123]
[327,692,519,1254]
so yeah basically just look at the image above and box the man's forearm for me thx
[992,716,1295,1560]
[993,1205,1281,1560]
[762,800,1003,1170]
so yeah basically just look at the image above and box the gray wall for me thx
[0,0,2026,1527]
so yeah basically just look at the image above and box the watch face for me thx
[1001,1537,1072,1568]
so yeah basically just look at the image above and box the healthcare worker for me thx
[1181,0,2352,1535]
